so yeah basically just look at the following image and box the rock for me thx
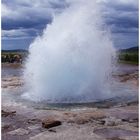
[97,120,106,125]
[27,118,41,124]
[42,119,62,129]
[122,118,138,123]
[29,126,106,140]
[73,117,89,124]
[103,117,122,126]
[48,129,56,133]
[107,138,125,140]
[2,124,12,132]
[2,76,24,89]
[28,125,41,130]
[7,128,29,135]
[2,110,16,117]
[67,111,105,124]
[94,128,138,139]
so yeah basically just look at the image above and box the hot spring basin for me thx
[94,128,138,138]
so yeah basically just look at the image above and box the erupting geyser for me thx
[23,0,116,102]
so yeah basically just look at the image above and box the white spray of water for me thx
[23,0,116,102]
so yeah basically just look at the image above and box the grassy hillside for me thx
[1,47,139,64]
[118,46,139,64]
[1,49,28,63]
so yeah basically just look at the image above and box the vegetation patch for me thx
[118,46,138,65]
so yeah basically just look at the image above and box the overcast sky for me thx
[2,0,138,50]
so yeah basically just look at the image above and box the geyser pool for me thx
[23,0,116,102]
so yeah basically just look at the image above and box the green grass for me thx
[118,60,138,65]
[1,51,28,63]
[118,47,139,65]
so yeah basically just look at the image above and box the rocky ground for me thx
[2,102,139,140]
[2,68,139,140]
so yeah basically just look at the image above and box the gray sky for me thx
[2,0,138,50]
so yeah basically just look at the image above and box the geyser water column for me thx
[23,0,116,102]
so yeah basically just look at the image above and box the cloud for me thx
[2,0,138,49]
[1,0,69,49]
[100,0,138,32]
[2,3,52,30]
[112,32,138,49]
[2,28,40,39]
[1,0,69,31]
[98,0,138,48]
[99,0,138,8]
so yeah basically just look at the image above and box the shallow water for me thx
[2,63,138,110]
[2,64,23,78]
[114,63,138,75]
[2,63,138,77]
[2,85,138,111]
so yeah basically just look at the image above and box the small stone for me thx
[48,129,56,133]
[8,128,29,135]
[107,138,125,140]
[28,125,41,130]
[42,119,61,129]
[2,110,16,117]
[27,118,41,124]
[2,124,11,131]
[97,120,106,125]
[67,111,105,124]
[104,117,122,126]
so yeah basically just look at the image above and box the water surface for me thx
[2,63,138,110]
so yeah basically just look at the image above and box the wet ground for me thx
[1,63,139,140]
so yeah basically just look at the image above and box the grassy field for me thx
[1,47,139,64]
[1,50,28,63]
[118,46,138,65]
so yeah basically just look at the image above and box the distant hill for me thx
[1,49,28,63]
[118,46,138,64]
[120,46,138,53]
[2,49,28,53]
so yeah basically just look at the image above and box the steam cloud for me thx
[23,0,116,103]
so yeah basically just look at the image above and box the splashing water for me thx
[23,0,116,102]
